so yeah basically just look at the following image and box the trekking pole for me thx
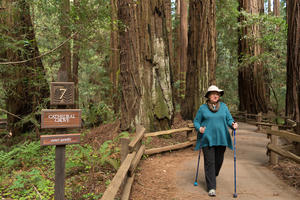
[194,148,201,186]
[233,129,238,198]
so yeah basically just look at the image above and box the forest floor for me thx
[86,114,300,200]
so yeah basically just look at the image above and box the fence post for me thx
[295,122,300,156]
[121,137,130,163]
[257,112,262,131]
[270,125,279,165]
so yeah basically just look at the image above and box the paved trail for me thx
[130,122,300,200]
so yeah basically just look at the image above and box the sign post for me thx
[41,82,81,200]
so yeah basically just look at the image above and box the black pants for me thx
[203,146,226,191]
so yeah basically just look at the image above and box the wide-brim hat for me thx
[205,85,224,98]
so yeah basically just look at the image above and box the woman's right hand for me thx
[199,127,206,134]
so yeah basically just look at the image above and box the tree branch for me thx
[0,32,77,65]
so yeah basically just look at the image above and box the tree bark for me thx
[181,0,217,120]
[173,0,181,104]
[268,0,272,14]
[118,0,174,131]
[179,0,188,102]
[72,0,80,109]
[238,0,268,114]
[148,0,174,130]
[118,0,141,130]
[0,0,49,136]
[286,0,300,133]
[58,0,72,82]
[110,0,120,112]
[273,0,280,16]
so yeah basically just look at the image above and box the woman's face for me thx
[208,91,220,103]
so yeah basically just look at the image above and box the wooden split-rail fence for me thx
[101,124,196,200]
[232,111,300,164]
[101,112,300,200]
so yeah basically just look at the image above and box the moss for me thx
[153,83,170,120]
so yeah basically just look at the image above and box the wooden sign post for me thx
[41,82,81,200]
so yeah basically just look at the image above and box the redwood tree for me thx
[0,0,49,135]
[238,0,268,114]
[58,0,72,82]
[109,0,120,112]
[181,0,217,120]
[273,0,280,16]
[179,0,188,103]
[118,0,174,131]
[286,0,300,133]
[118,0,141,130]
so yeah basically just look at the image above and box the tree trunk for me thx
[179,0,188,103]
[238,0,268,114]
[286,0,300,133]
[173,0,181,105]
[181,0,217,120]
[147,0,174,130]
[268,0,271,14]
[118,0,141,130]
[73,0,80,109]
[0,0,49,136]
[118,0,174,131]
[58,0,72,82]
[273,0,280,16]
[110,0,120,112]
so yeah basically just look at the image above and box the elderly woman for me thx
[193,85,238,197]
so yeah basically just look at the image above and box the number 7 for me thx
[59,88,67,99]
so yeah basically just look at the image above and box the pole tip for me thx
[194,182,198,186]
[233,193,238,198]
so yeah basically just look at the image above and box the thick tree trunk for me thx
[181,0,216,120]
[58,0,72,82]
[238,0,268,114]
[147,0,174,130]
[118,0,141,130]
[118,0,174,131]
[286,0,300,134]
[110,0,120,112]
[0,0,49,136]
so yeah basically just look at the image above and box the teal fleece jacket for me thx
[193,102,235,150]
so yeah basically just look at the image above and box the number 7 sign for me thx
[50,82,74,105]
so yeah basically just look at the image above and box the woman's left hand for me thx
[232,122,238,129]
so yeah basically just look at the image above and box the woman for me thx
[193,85,238,197]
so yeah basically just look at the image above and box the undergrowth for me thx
[0,130,129,199]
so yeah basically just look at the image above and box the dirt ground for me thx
[130,122,300,200]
